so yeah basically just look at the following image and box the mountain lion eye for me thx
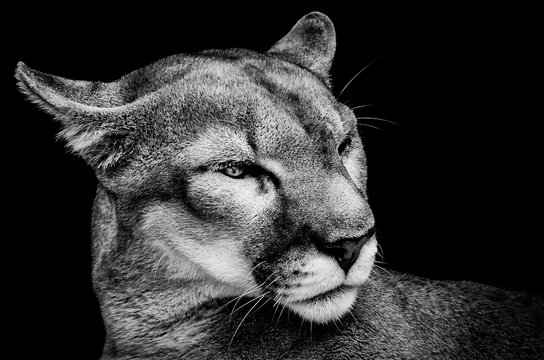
[220,164,247,178]
[338,137,352,155]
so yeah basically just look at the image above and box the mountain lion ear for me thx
[15,62,134,171]
[267,12,336,84]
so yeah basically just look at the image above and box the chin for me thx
[280,239,377,324]
[284,285,359,324]
[261,237,377,324]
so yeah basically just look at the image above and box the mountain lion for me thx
[16,11,543,360]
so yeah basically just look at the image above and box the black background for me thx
[4,3,541,359]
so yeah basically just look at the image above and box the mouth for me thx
[290,284,357,304]
[281,284,359,324]
[256,237,377,324]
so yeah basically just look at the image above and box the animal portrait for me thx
[10,6,542,360]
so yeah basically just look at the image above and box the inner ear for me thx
[15,62,137,172]
[59,125,133,170]
[267,12,336,84]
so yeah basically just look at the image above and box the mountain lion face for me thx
[16,12,376,324]
[139,58,377,324]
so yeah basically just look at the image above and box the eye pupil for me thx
[222,165,246,178]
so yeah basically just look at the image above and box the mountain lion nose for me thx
[318,227,376,273]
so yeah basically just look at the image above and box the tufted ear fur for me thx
[15,62,134,171]
[268,12,336,84]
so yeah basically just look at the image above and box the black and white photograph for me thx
[4,3,542,359]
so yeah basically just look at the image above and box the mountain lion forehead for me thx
[175,116,339,171]
[176,126,254,169]
[234,62,345,136]
[170,59,345,136]
[183,58,330,96]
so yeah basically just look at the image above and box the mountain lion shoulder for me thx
[16,11,543,360]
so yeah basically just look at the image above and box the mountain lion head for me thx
[16,12,377,324]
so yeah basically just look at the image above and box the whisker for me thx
[374,264,394,277]
[228,281,270,321]
[377,243,385,261]
[259,269,280,288]
[273,291,285,306]
[370,269,380,284]
[261,271,281,291]
[347,308,360,325]
[358,123,382,131]
[277,293,293,323]
[228,267,278,319]
[237,280,278,321]
[229,293,270,349]
[338,57,381,98]
[271,291,286,322]
[229,296,262,322]
[356,116,398,125]
[218,284,260,313]
[253,296,272,315]
[218,261,267,312]
[251,276,280,320]
[249,261,267,276]
[262,278,280,294]
[277,303,288,323]
[350,104,375,111]
[271,303,281,322]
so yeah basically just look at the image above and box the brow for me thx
[178,127,255,169]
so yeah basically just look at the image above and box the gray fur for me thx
[16,11,543,359]
[268,12,336,86]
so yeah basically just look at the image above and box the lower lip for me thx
[292,285,356,304]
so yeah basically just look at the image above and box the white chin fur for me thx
[280,239,377,324]
[284,286,358,324]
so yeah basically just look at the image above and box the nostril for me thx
[326,247,348,264]
[317,226,376,273]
